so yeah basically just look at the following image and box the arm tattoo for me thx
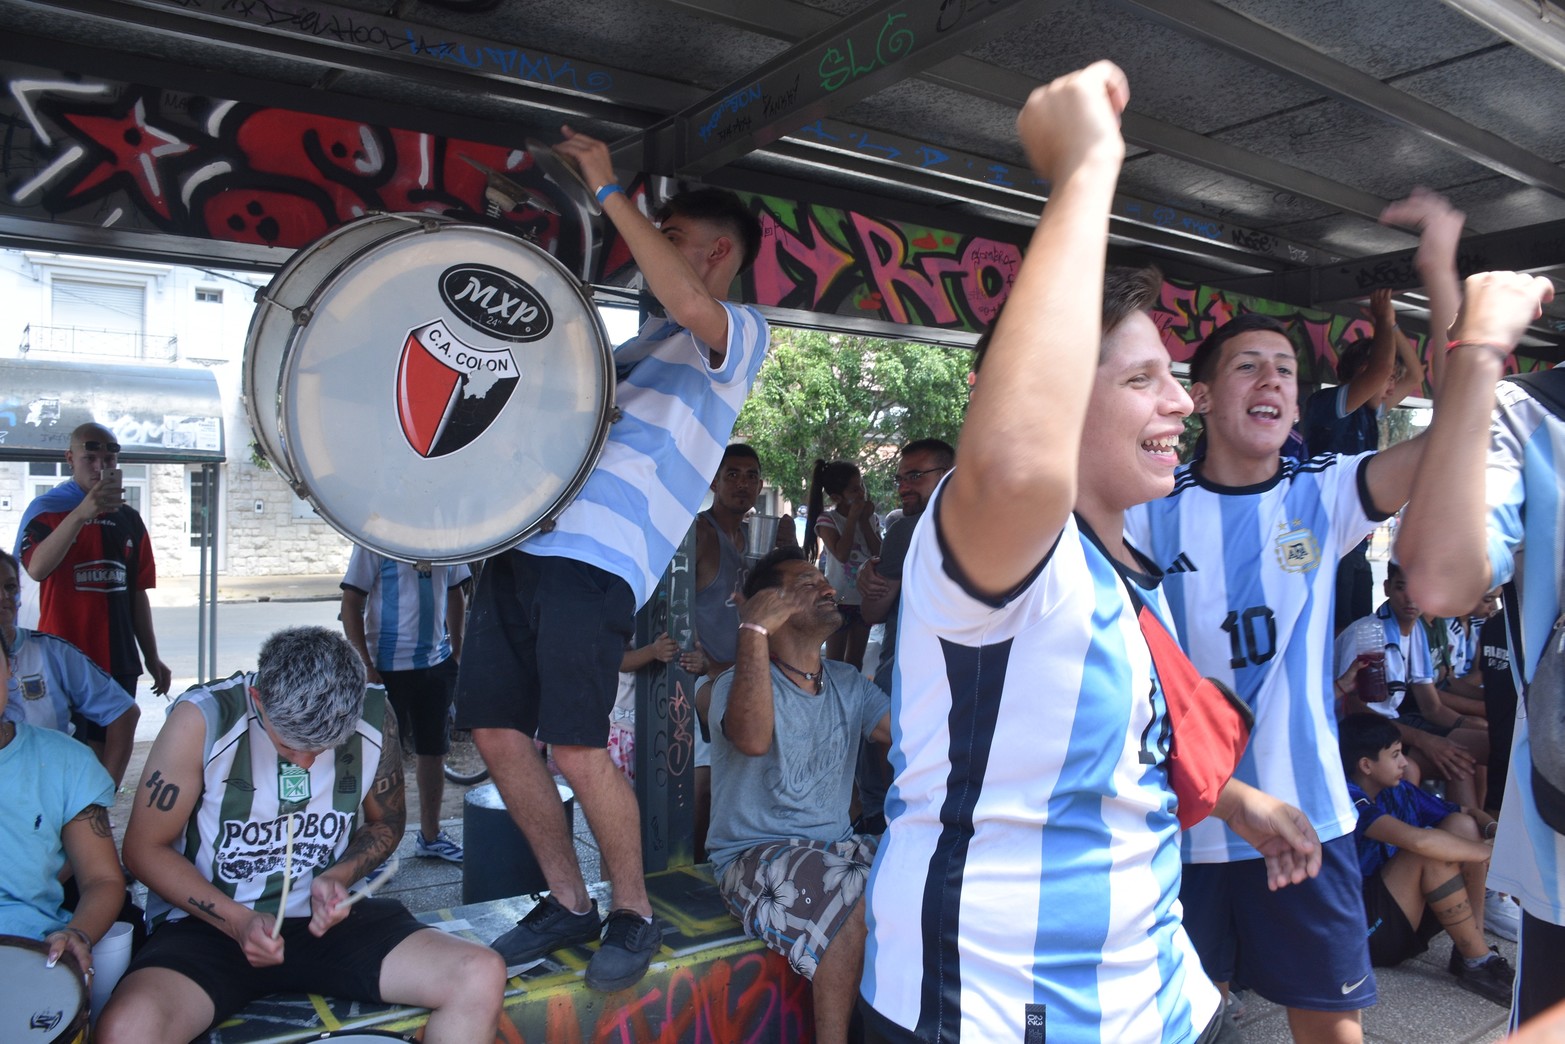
[188,897,224,922]
[144,769,180,811]
[337,712,405,880]
[70,804,114,840]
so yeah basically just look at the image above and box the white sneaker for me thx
[1485,889,1520,942]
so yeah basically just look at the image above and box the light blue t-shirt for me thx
[5,628,136,732]
[0,724,114,938]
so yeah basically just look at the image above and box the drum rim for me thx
[0,932,89,1039]
[272,217,616,566]
[243,214,443,483]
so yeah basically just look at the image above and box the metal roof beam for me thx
[15,0,701,121]
[1114,0,1565,198]
[1212,217,1565,304]
[627,0,1053,176]
[659,0,1390,220]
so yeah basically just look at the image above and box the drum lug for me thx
[291,306,313,327]
[610,407,623,423]
[539,519,557,533]
[414,560,433,572]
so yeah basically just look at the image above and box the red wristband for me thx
[1444,339,1509,361]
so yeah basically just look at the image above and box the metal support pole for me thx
[633,522,698,871]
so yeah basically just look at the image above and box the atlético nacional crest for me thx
[396,317,521,459]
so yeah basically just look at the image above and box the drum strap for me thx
[615,320,684,381]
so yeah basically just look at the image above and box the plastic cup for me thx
[1350,617,1390,707]
[88,921,134,1020]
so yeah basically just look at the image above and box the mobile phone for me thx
[100,467,123,488]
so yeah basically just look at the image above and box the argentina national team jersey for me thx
[341,547,470,673]
[1125,453,1383,862]
[524,305,770,609]
[1484,379,1565,927]
[862,483,1219,1044]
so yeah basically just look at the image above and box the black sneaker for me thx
[585,909,664,992]
[490,895,601,971]
[1448,947,1515,1006]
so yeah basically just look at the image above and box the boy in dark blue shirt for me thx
[1339,712,1512,1004]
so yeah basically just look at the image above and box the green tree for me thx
[735,329,971,510]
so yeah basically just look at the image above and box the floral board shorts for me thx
[717,834,879,980]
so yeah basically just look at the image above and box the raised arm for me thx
[721,585,811,755]
[941,62,1128,598]
[20,483,122,582]
[1381,189,1465,395]
[1340,289,1399,413]
[553,127,733,355]
[1396,272,1555,617]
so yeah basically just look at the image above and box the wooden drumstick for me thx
[271,812,295,940]
[337,856,400,910]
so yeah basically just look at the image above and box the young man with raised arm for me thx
[1395,270,1558,1025]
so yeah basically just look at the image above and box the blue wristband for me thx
[595,183,624,204]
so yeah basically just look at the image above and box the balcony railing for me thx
[20,323,178,362]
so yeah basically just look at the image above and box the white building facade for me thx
[0,248,353,579]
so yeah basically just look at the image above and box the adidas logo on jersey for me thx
[1166,552,1198,573]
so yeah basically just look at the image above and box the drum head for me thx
[245,214,413,486]
[246,215,613,565]
[0,935,87,1042]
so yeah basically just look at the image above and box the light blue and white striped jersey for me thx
[1483,378,1565,927]
[524,306,770,608]
[340,547,470,673]
[862,485,1220,1044]
[1125,453,1381,862]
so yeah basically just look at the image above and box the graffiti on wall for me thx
[1,73,598,263]
[743,200,1020,331]
[1,63,1023,332]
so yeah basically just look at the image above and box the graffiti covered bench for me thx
[203,865,813,1043]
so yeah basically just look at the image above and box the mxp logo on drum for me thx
[397,317,523,459]
[439,264,553,342]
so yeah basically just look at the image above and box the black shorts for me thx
[1363,870,1441,966]
[453,550,635,748]
[1519,909,1565,1023]
[128,898,424,1028]
[381,657,459,756]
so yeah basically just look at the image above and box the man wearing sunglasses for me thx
[15,423,171,713]
[858,440,954,702]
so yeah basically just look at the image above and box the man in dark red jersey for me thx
[16,423,171,712]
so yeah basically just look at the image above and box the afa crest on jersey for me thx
[1274,521,1321,574]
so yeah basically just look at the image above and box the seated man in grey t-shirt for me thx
[708,547,891,1044]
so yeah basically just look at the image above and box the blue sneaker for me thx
[414,829,464,863]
